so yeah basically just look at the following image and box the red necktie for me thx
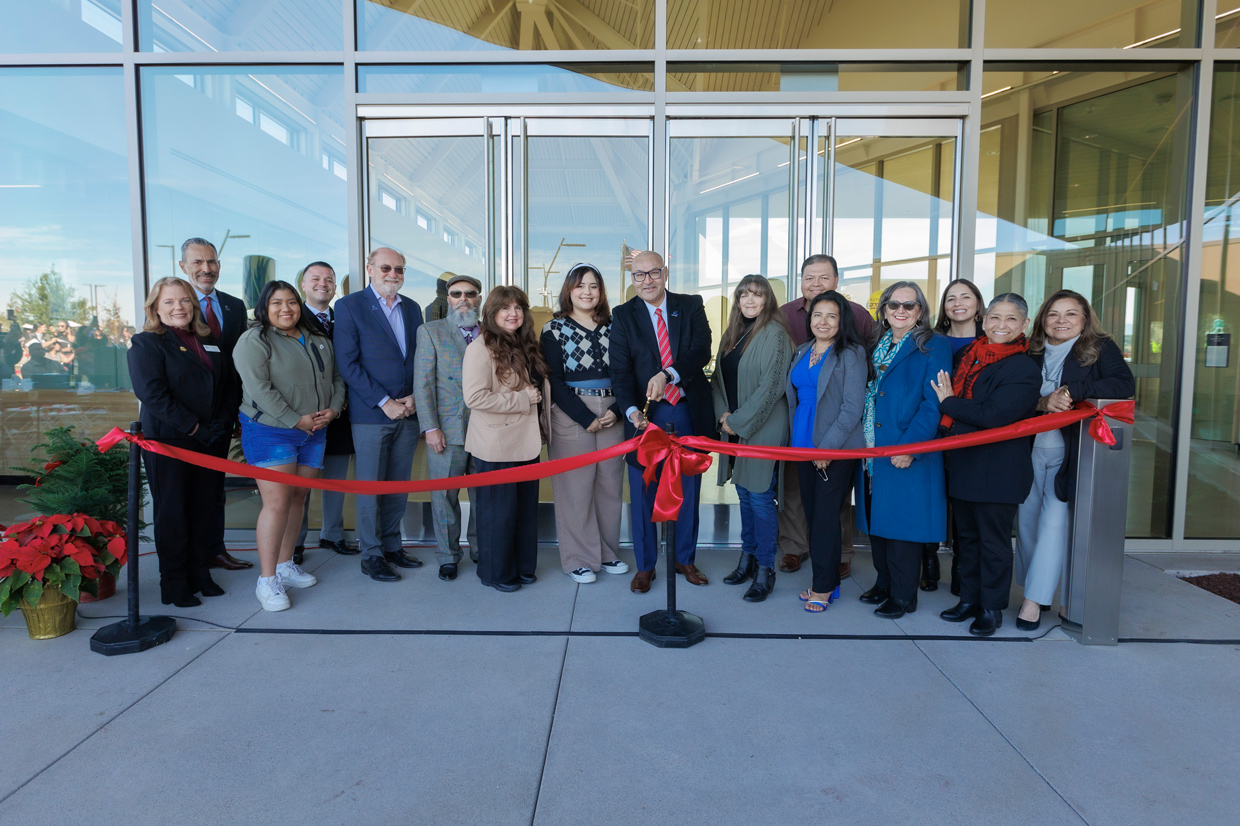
[655,308,680,405]
[202,298,222,341]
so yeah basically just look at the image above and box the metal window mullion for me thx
[955,0,985,284]
[345,0,362,289]
[484,115,494,291]
[788,117,799,282]
[122,0,148,318]
[826,117,836,258]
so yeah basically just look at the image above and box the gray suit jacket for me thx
[414,318,472,446]
[785,341,868,451]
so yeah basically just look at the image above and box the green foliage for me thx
[7,265,91,328]
[12,426,146,535]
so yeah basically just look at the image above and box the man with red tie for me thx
[178,236,252,571]
[610,250,714,593]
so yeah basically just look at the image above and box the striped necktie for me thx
[655,308,680,405]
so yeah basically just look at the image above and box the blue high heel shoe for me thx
[803,586,840,612]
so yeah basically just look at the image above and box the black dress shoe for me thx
[874,596,917,619]
[859,585,890,604]
[196,579,225,598]
[940,601,981,623]
[292,545,305,565]
[320,538,360,556]
[361,556,401,582]
[438,563,458,581]
[723,551,757,585]
[969,609,1003,637]
[742,565,776,602]
[384,549,423,569]
[1015,615,1041,631]
[517,573,537,584]
[162,593,202,608]
[485,580,521,592]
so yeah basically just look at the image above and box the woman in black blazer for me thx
[1014,290,1135,630]
[128,277,240,607]
[932,293,1041,636]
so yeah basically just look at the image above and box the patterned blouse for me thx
[864,329,907,474]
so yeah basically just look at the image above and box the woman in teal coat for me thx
[856,281,952,619]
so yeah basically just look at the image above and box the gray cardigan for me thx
[784,340,867,451]
[709,321,793,493]
[234,325,346,429]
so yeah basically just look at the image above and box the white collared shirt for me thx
[192,286,222,329]
[624,292,681,421]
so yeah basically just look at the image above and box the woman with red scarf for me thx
[930,293,1041,637]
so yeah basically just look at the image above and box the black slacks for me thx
[474,457,539,587]
[951,498,1019,610]
[799,459,857,594]
[144,442,227,599]
[865,472,921,601]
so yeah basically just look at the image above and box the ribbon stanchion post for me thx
[90,422,176,656]
[637,424,706,649]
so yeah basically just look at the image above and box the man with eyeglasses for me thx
[777,254,875,579]
[611,250,714,593]
[413,273,483,582]
[334,247,425,583]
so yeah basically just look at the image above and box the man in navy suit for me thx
[334,247,425,582]
[610,250,714,593]
[179,236,253,571]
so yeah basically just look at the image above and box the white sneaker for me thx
[256,576,291,611]
[600,559,630,575]
[569,567,597,583]
[277,561,317,589]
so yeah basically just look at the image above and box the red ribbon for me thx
[96,401,1134,519]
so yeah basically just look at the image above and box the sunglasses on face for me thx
[885,301,919,313]
[449,289,479,298]
[376,265,405,275]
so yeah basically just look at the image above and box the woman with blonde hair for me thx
[710,274,794,602]
[464,286,552,592]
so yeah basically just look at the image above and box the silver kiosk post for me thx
[1060,399,1132,645]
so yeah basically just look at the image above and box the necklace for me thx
[809,344,830,367]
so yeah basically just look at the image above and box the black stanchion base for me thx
[638,610,706,648]
[90,616,177,656]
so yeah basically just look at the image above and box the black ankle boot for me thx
[920,545,940,592]
[949,553,961,596]
[742,566,775,602]
[723,551,757,585]
[859,584,890,604]
[969,609,1003,637]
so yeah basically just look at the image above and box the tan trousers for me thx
[779,462,856,562]
[549,395,625,572]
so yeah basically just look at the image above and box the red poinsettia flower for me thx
[13,545,54,580]
[106,535,127,566]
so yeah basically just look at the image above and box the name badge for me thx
[203,345,221,352]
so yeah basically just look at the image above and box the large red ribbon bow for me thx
[634,424,714,522]
[1085,400,1135,446]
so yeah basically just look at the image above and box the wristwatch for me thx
[662,368,674,383]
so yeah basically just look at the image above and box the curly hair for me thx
[1028,289,1113,367]
[479,285,549,387]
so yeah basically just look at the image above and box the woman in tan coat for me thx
[463,286,551,592]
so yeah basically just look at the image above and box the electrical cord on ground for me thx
[75,611,239,631]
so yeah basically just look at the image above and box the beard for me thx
[449,305,479,327]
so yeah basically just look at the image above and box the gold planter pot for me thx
[19,583,78,640]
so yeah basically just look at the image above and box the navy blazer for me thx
[333,287,424,425]
[1032,337,1135,502]
[609,292,713,466]
[939,352,1042,505]
[128,330,240,450]
[856,332,953,543]
[304,306,353,455]
[214,289,249,356]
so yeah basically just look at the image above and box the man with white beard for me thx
[413,274,483,581]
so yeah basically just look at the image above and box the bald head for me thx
[630,250,667,306]
[366,247,406,302]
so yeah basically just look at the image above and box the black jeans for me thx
[951,498,1019,610]
[474,458,539,586]
[799,459,857,594]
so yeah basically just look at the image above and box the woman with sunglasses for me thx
[857,282,952,620]
[541,263,629,584]
[932,293,1041,636]
[785,290,868,612]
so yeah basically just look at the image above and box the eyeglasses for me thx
[375,264,406,275]
[884,301,919,313]
[632,266,666,282]
[448,289,479,298]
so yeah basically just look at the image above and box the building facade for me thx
[2,0,1239,550]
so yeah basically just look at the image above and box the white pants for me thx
[1015,446,1070,605]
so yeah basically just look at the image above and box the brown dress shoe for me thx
[839,560,852,578]
[675,563,708,586]
[630,569,656,593]
[209,551,253,570]
[778,552,808,573]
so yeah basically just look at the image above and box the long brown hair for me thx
[479,285,549,387]
[933,278,985,336]
[554,263,611,325]
[719,274,791,355]
[142,277,211,337]
[1028,289,1112,366]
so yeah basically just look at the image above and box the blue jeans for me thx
[736,472,778,568]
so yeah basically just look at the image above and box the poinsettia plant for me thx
[0,514,127,616]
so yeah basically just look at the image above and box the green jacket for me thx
[234,325,346,429]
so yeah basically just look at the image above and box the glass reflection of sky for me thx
[137,0,344,52]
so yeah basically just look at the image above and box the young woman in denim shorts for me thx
[234,280,346,611]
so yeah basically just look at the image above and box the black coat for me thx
[214,289,249,357]
[1032,338,1135,502]
[128,330,241,452]
[305,308,353,455]
[939,352,1042,505]
[609,292,713,467]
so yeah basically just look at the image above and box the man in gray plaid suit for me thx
[413,274,482,581]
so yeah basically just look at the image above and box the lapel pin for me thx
[179,346,188,352]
